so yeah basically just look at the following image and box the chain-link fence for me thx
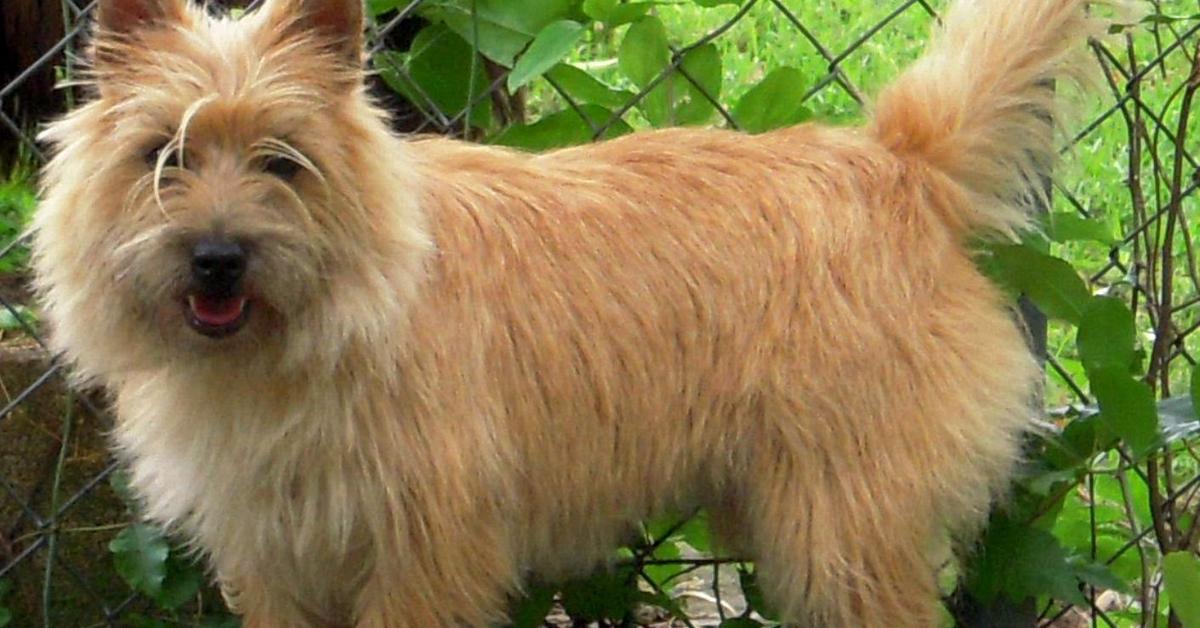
[1,0,1199,626]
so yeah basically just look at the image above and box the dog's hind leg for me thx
[713,402,946,627]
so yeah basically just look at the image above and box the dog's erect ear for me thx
[282,0,365,67]
[96,0,185,37]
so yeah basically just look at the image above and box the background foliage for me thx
[1,0,1199,626]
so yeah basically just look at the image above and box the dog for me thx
[31,0,1114,625]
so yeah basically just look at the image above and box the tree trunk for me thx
[1,0,68,167]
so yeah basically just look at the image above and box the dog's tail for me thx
[870,0,1117,235]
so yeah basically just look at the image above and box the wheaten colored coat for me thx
[32,0,1114,625]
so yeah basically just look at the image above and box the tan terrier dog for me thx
[32,0,1111,625]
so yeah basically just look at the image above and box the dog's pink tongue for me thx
[189,295,246,326]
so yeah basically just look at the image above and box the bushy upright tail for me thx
[871,0,1121,235]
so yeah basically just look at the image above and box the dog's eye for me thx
[144,142,183,170]
[262,156,301,181]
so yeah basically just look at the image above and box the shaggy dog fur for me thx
[32,0,1115,625]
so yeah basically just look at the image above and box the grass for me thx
[0,166,36,275]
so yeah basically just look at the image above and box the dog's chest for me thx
[114,381,374,603]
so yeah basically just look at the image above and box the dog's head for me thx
[33,0,429,382]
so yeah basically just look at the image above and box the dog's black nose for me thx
[191,237,246,294]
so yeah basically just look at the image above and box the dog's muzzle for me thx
[185,236,251,338]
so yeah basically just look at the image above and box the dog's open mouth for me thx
[185,294,250,338]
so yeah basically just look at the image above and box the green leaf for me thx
[0,305,36,331]
[618,17,669,87]
[609,3,656,26]
[1163,552,1200,627]
[968,515,1087,606]
[561,569,634,621]
[509,583,557,628]
[582,0,616,21]
[674,43,723,126]
[490,104,632,151]
[582,0,654,25]
[1072,559,1127,593]
[508,21,585,92]
[1101,473,1151,530]
[1192,362,1200,419]
[1051,495,1140,583]
[991,244,1091,324]
[1090,368,1159,457]
[616,19,721,126]
[694,0,741,6]
[366,0,401,16]
[128,615,170,628]
[1061,414,1105,460]
[1027,468,1082,495]
[1142,12,1200,25]
[375,25,494,128]
[643,514,684,542]
[643,534,683,587]
[1077,297,1135,372]
[1047,212,1118,246]
[419,0,574,66]
[618,17,671,125]
[547,64,636,108]
[738,566,779,621]
[109,524,171,597]
[152,554,204,610]
[732,67,812,133]
[678,511,711,553]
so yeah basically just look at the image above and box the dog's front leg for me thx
[346,486,520,628]
[231,582,322,628]
[352,534,518,628]
[219,568,357,627]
